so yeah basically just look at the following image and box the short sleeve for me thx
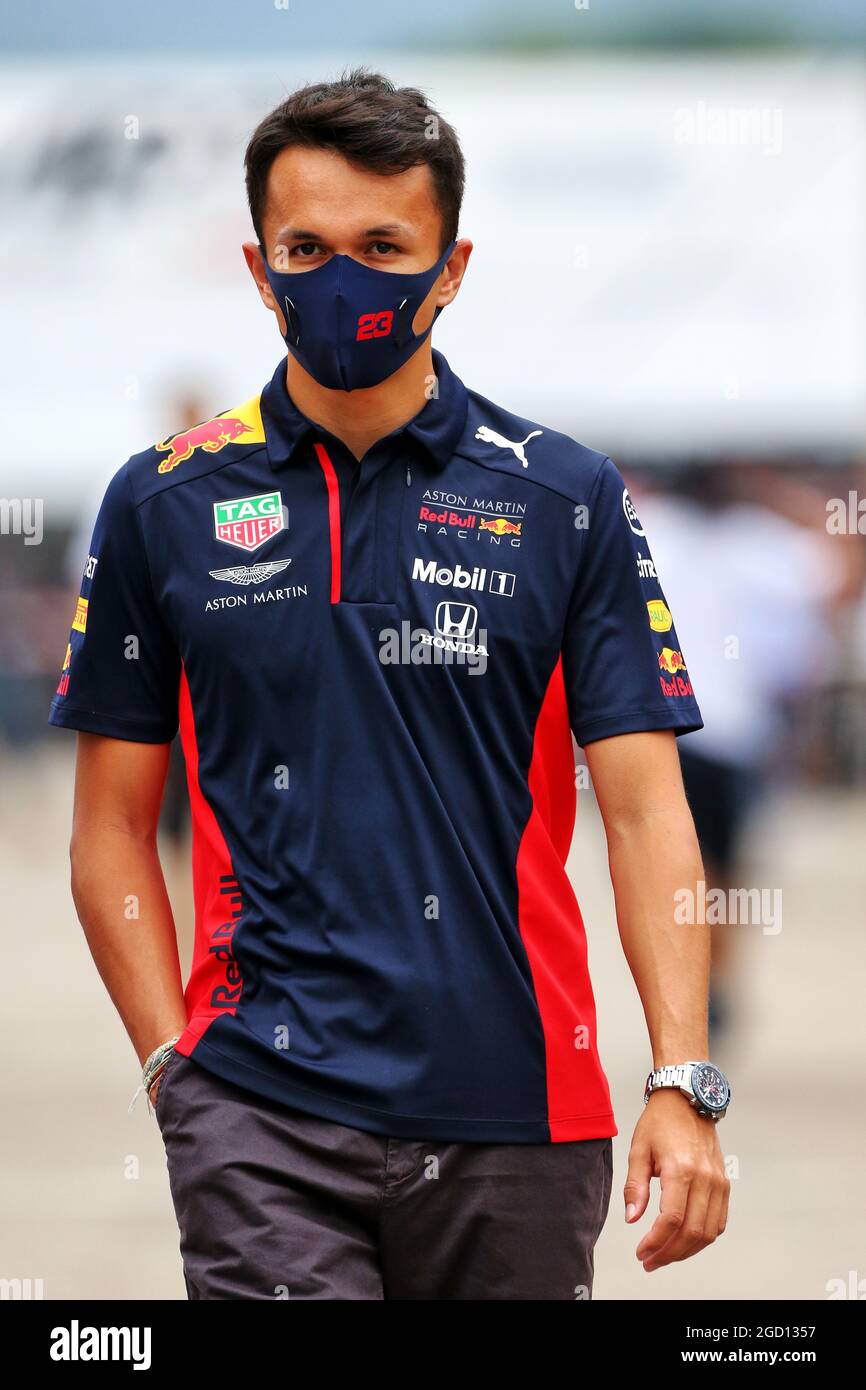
[48,465,180,742]
[562,457,703,747]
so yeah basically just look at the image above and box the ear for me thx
[243,242,275,308]
[437,238,473,308]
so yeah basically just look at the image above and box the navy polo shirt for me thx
[49,349,702,1143]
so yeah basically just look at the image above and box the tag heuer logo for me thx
[213,491,286,553]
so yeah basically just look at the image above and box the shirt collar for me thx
[261,348,468,473]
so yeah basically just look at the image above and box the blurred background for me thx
[1,0,864,1301]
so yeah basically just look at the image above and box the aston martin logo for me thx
[208,559,293,586]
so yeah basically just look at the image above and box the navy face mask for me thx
[261,239,456,392]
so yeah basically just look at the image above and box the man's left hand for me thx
[624,1089,730,1272]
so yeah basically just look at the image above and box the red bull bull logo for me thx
[479,517,522,536]
[157,416,254,474]
[658,647,686,675]
[658,647,693,698]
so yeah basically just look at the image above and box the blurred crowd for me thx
[629,458,866,1039]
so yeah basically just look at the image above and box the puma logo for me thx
[474,425,542,468]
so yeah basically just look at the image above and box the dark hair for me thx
[245,68,464,253]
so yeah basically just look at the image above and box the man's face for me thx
[247,145,467,340]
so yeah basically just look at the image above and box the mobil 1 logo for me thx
[411,556,515,598]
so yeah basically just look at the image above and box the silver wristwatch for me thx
[644,1061,731,1121]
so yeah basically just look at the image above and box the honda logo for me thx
[435,601,477,639]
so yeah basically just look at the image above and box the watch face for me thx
[692,1063,730,1112]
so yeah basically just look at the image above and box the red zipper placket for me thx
[313,442,342,604]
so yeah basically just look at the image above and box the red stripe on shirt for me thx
[174,664,244,1056]
[313,441,342,604]
[515,657,617,1141]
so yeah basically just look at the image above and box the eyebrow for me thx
[276,223,413,241]
[363,224,412,237]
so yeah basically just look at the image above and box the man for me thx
[50,70,730,1301]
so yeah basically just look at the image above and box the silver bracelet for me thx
[128,1035,181,1115]
[142,1036,181,1092]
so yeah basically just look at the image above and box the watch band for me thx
[646,1061,695,1094]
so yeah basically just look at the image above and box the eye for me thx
[369,241,398,256]
[292,242,322,258]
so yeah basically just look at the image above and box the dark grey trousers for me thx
[156,1050,613,1301]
